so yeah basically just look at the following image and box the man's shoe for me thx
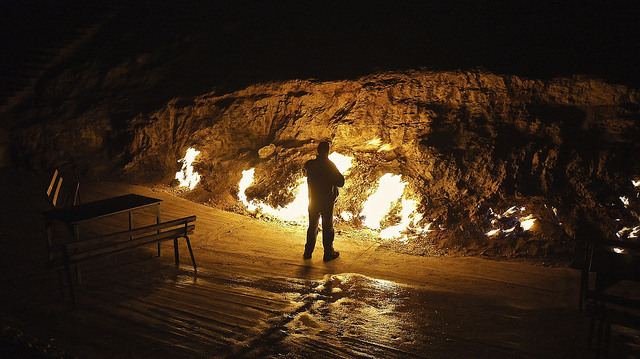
[303,252,312,260]
[323,251,340,262]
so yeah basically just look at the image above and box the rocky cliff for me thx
[13,70,640,260]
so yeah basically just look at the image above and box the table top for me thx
[43,194,162,225]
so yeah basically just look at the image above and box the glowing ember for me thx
[633,179,640,188]
[613,247,625,254]
[619,196,630,208]
[175,147,201,190]
[360,174,406,230]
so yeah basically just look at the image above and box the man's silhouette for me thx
[303,141,344,261]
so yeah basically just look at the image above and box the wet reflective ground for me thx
[228,272,587,358]
[1,177,637,358]
[1,254,591,358]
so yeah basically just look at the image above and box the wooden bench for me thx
[49,215,197,305]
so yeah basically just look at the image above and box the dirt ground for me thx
[0,170,636,358]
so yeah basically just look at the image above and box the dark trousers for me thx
[305,202,335,255]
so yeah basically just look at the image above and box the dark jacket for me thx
[304,157,345,208]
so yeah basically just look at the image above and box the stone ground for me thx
[0,170,637,358]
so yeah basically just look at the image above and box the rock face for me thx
[13,70,640,259]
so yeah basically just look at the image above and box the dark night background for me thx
[1,0,640,115]
[1,2,640,357]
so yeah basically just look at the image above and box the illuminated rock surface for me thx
[10,70,640,258]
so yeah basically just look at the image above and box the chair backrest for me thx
[46,169,64,208]
[46,169,80,208]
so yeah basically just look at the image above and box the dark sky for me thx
[2,0,640,98]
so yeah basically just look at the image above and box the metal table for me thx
[44,194,164,258]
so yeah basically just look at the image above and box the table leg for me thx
[73,225,82,285]
[128,211,133,240]
[156,205,161,257]
[45,220,53,262]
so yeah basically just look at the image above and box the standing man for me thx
[304,141,344,262]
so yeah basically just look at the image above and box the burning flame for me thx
[359,174,426,241]
[238,152,353,223]
[360,174,406,230]
[341,211,354,221]
[367,138,381,147]
[238,154,426,241]
[614,183,639,239]
[520,214,536,231]
[175,147,201,190]
[485,206,536,237]
[378,144,393,152]
[613,247,625,254]
[378,198,419,240]
[365,137,393,152]
[238,168,258,212]
[238,169,309,223]
[616,226,639,239]
[620,196,630,208]
[328,152,353,174]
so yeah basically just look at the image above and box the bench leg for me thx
[185,236,197,273]
[45,220,54,262]
[75,265,82,285]
[596,315,606,359]
[174,239,180,267]
[588,315,596,347]
[63,261,76,307]
[579,269,587,311]
[57,269,65,300]
[156,206,161,257]
[128,211,133,240]
[604,320,611,358]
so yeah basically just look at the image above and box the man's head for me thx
[317,141,330,157]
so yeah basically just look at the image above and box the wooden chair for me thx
[581,238,640,357]
[46,169,80,208]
